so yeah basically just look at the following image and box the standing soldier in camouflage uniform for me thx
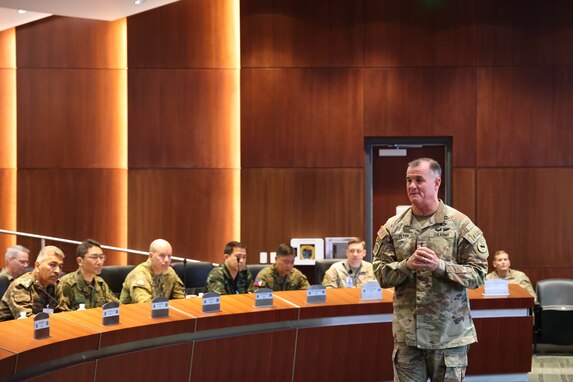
[0,246,69,320]
[206,241,254,294]
[0,245,30,282]
[254,243,310,291]
[60,239,119,310]
[322,237,376,288]
[120,239,185,304]
[486,250,535,298]
[372,158,488,382]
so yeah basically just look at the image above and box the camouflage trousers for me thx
[392,343,469,382]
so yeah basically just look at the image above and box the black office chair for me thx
[247,264,268,281]
[534,278,573,353]
[172,261,215,295]
[0,274,10,299]
[99,265,136,297]
[314,259,342,285]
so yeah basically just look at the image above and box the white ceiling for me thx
[0,0,180,32]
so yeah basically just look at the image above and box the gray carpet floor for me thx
[529,346,573,382]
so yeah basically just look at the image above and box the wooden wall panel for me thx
[128,69,239,168]
[0,170,16,261]
[241,0,364,67]
[27,362,96,382]
[477,169,573,276]
[476,0,573,66]
[364,68,476,167]
[241,69,364,168]
[241,169,364,259]
[477,66,573,167]
[95,344,192,381]
[452,168,476,223]
[364,0,476,67]
[17,169,127,269]
[17,69,126,169]
[128,169,238,264]
[128,0,238,68]
[0,29,15,68]
[191,331,295,382]
[16,17,124,69]
[0,69,16,168]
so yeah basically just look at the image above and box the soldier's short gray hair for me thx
[4,245,30,263]
[36,246,65,263]
[408,158,442,178]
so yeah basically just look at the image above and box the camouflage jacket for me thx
[486,268,536,298]
[119,260,185,304]
[372,201,489,349]
[60,269,119,310]
[206,264,254,295]
[0,271,69,321]
[0,269,14,283]
[254,264,310,291]
[322,260,376,289]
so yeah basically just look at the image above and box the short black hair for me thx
[224,241,246,255]
[276,243,295,256]
[76,239,102,258]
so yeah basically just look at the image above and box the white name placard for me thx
[484,279,509,296]
[361,281,383,301]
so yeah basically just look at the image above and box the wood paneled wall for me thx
[0,29,16,255]
[15,17,127,268]
[240,0,573,285]
[127,0,239,264]
[4,0,573,283]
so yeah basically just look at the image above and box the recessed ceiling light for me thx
[17,9,28,14]
[134,0,145,4]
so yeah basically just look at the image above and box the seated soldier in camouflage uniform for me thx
[486,250,536,298]
[60,239,119,310]
[322,238,376,288]
[206,241,254,294]
[120,239,185,304]
[0,245,30,283]
[0,245,69,321]
[254,243,310,291]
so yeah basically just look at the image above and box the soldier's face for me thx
[225,247,247,272]
[276,255,295,277]
[35,254,64,287]
[8,251,29,277]
[345,243,365,268]
[406,163,440,207]
[79,246,105,276]
[493,253,510,272]
[149,244,172,275]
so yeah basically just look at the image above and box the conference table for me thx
[0,284,533,381]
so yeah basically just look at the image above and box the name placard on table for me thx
[151,297,169,318]
[102,301,120,326]
[361,281,383,301]
[306,285,326,304]
[484,279,509,296]
[34,312,50,340]
[202,292,221,313]
[255,288,273,307]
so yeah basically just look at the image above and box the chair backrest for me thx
[99,265,136,297]
[171,261,215,295]
[247,264,268,280]
[0,274,10,299]
[536,278,573,306]
[314,259,342,285]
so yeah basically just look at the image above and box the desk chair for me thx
[172,261,214,295]
[314,259,342,285]
[99,265,136,297]
[534,278,573,353]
